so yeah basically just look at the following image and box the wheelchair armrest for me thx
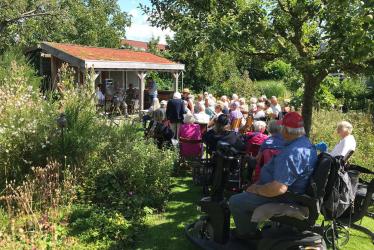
[179,137,202,144]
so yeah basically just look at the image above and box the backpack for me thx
[321,157,358,220]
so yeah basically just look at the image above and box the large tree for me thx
[143,0,373,135]
[0,0,131,52]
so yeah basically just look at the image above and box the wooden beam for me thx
[172,71,181,92]
[137,72,147,111]
[85,60,185,71]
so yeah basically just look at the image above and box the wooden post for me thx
[51,56,57,90]
[172,71,180,92]
[137,72,147,111]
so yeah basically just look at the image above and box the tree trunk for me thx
[302,78,319,137]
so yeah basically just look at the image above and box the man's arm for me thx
[247,181,288,198]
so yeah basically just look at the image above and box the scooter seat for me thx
[251,203,309,223]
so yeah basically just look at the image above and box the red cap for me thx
[277,112,304,128]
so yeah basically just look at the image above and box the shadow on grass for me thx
[133,176,202,250]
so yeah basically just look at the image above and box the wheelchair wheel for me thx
[191,217,214,241]
[324,223,350,248]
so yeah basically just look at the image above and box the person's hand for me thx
[246,184,257,193]
[315,141,328,152]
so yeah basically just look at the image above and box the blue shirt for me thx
[260,134,285,151]
[258,135,317,194]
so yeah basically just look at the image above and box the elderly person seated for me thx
[330,121,356,157]
[142,98,160,128]
[230,102,244,132]
[316,121,356,158]
[179,113,203,159]
[239,98,249,114]
[203,114,246,153]
[253,102,266,121]
[194,103,210,124]
[229,112,317,239]
[208,102,224,129]
[204,98,215,118]
[245,121,268,157]
[252,120,285,183]
[221,95,230,110]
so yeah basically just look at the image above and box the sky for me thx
[118,0,174,44]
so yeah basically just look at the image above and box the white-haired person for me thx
[143,97,161,128]
[252,120,285,183]
[253,102,266,121]
[229,112,317,239]
[230,101,244,132]
[204,98,215,118]
[249,97,258,105]
[316,121,356,158]
[239,98,249,114]
[194,102,210,124]
[221,95,230,110]
[270,96,282,119]
[245,120,269,157]
[231,94,239,104]
[166,92,186,138]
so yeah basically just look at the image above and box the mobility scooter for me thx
[185,142,374,249]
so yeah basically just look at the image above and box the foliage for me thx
[68,205,136,249]
[0,0,131,52]
[143,0,374,134]
[148,71,174,91]
[0,52,58,186]
[256,80,289,99]
[264,60,292,80]
[211,71,259,99]
[83,124,176,220]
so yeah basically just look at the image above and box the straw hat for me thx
[182,88,190,94]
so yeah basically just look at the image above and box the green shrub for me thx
[213,71,259,98]
[0,52,59,187]
[264,59,292,80]
[69,205,136,249]
[256,80,288,99]
[83,125,177,219]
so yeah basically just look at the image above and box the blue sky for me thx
[118,0,173,44]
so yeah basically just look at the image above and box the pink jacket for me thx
[179,123,202,158]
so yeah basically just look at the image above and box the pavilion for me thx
[39,42,185,110]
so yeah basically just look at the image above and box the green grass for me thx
[134,175,374,250]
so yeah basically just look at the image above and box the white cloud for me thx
[126,22,174,44]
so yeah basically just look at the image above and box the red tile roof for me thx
[44,42,175,64]
[121,39,168,51]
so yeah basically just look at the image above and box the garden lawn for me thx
[134,176,374,250]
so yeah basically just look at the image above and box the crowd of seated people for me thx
[142,89,358,242]
[142,89,356,168]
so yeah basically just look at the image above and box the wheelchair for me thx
[185,148,374,250]
[192,141,248,196]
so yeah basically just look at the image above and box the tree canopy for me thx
[0,0,131,52]
[143,0,374,134]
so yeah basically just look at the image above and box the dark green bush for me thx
[256,80,288,99]
[264,59,292,80]
[69,205,136,249]
[83,125,176,219]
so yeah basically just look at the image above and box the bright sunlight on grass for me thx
[134,175,374,250]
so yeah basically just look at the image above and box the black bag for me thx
[321,157,358,220]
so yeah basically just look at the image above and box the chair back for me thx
[230,118,241,131]
[306,153,334,200]
[240,115,253,134]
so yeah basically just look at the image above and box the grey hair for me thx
[267,120,282,134]
[173,92,182,99]
[337,121,353,134]
[283,126,306,136]
[198,102,206,112]
[153,109,165,122]
[253,121,267,132]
